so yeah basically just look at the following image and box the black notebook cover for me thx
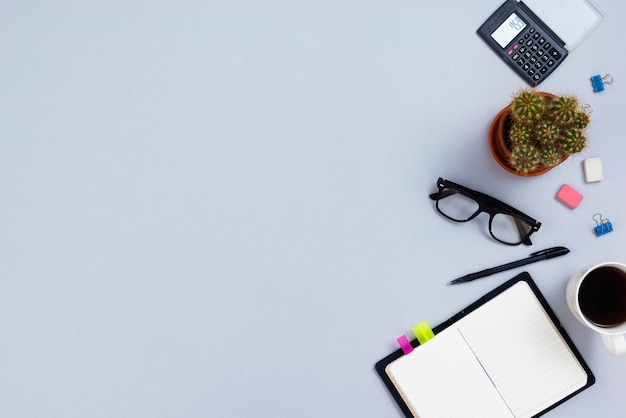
[375,272,595,418]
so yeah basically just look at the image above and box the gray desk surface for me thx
[1,1,625,417]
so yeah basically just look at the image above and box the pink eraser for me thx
[556,184,583,208]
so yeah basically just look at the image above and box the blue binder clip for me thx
[590,74,613,92]
[593,213,613,236]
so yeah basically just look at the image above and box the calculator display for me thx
[491,13,527,48]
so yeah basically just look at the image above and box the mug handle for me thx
[600,333,626,357]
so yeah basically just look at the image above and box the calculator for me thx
[477,0,568,86]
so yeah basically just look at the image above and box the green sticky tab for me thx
[412,321,435,345]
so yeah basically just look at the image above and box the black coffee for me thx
[578,266,626,328]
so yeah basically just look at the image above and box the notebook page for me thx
[386,327,514,418]
[456,281,588,418]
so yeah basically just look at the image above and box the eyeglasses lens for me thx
[490,213,532,244]
[436,190,479,221]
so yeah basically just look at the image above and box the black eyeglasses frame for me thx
[429,177,542,246]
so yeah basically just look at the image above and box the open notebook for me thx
[375,273,594,418]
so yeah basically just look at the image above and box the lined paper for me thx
[387,328,514,417]
[386,281,588,418]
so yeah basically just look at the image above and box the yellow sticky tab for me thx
[412,321,435,345]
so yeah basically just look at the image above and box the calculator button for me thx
[533,32,541,40]
[512,53,520,60]
[523,63,531,71]
[540,67,548,74]
[547,59,555,67]
[541,55,549,62]
[508,49,514,56]
[549,48,562,60]
[533,73,541,82]
[524,51,532,59]
[517,58,525,66]
[529,56,537,64]
[538,37,546,45]
[544,42,552,50]
[519,46,527,54]
[536,49,544,57]
[535,62,542,69]
[526,39,533,46]
[529,27,536,34]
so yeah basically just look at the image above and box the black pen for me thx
[447,246,570,285]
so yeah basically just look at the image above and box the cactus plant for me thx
[562,129,587,154]
[550,96,579,125]
[541,146,562,167]
[535,122,559,147]
[511,89,545,122]
[572,111,591,130]
[504,88,591,174]
[510,144,541,174]
[509,123,533,145]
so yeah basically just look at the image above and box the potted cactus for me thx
[489,89,591,176]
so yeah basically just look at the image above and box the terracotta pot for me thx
[488,94,567,177]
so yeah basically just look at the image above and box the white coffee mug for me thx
[566,262,626,357]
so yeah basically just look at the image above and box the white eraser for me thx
[583,157,603,182]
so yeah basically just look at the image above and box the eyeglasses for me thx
[429,177,542,246]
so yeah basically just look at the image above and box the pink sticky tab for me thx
[397,335,413,355]
[556,184,583,209]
